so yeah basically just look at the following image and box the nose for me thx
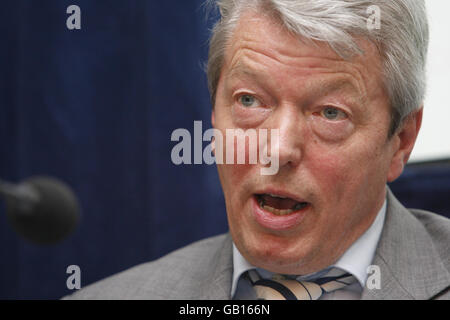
[269,105,303,169]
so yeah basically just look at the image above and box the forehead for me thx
[227,10,340,63]
[222,10,385,100]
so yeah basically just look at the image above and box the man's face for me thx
[212,11,409,275]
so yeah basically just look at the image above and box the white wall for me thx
[410,0,450,162]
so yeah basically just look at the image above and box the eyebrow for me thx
[226,61,366,105]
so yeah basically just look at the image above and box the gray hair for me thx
[206,0,429,136]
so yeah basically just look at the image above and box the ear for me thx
[387,108,423,182]
[211,110,216,128]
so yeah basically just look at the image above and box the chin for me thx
[236,229,317,274]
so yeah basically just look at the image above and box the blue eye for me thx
[321,107,347,120]
[239,94,261,108]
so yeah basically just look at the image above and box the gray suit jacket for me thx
[65,190,450,299]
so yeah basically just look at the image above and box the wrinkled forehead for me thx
[222,9,386,103]
[230,10,382,67]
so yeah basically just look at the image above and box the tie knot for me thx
[247,269,357,300]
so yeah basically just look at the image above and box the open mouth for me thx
[255,193,309,216]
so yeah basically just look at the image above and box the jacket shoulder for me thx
[63,233,228,299]
[410,209,450,272]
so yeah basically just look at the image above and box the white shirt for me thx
[231,199,387,300]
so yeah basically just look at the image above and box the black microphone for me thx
[0,176,80,245]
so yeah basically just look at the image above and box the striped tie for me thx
[247,269,357,300]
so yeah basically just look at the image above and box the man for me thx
[67,0,450,299]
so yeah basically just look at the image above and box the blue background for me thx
[0,0,448,299]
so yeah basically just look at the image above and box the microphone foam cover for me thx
[6,176,80,245]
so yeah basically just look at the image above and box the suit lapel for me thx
[362,189,450,299]
[198,233,234,299]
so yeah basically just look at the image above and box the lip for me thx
[251,195,309,231]
[253,188,307,204]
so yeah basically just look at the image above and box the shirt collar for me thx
[231,198,387,296]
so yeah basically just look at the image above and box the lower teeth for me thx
[262,205,294,216]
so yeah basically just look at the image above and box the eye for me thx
[320,107,348,121]
[238,94,262,108]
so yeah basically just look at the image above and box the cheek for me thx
[215,134,255,205]
[216,127,264,181]
[308,152,349,199]
[217,163,252,192]
[306,141,378,200]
